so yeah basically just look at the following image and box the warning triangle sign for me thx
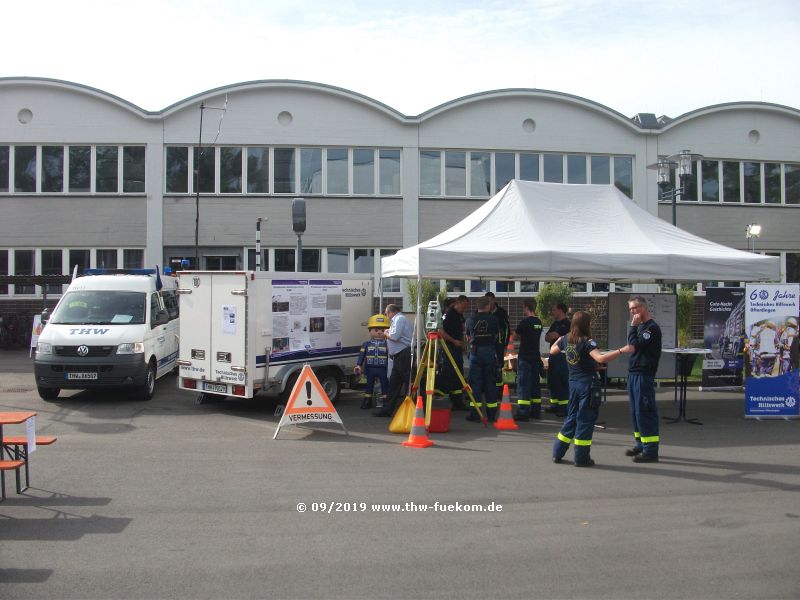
[273,365,347,439]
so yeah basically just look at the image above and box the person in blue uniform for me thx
[511,298,544,421]
[625,296,662,463]
[466,296,500,422]
[485,292,511,392]
[438,295,469,410]
[354,314,390,409]
[551,310,630,467]
[544,303,571,416]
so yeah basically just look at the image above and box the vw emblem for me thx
[77,345,89,357]
[193,277,201,288]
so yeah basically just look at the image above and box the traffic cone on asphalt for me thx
[493,384,519,431]
[402,396,434,448]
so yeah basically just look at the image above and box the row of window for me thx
[0,248,144,295]
[420,151,635,198]
[0,145,146,194]
[7,246,796,298]
[664,160,800,204]
[166,146,402,196]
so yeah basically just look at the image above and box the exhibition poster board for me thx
[702,288,745,388]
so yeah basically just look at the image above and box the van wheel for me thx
[137,361,156,401]
[37,386,60,401]
[317,369,341,403]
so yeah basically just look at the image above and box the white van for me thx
[34,269,179,401]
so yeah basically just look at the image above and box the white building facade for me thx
[1,77,799,308]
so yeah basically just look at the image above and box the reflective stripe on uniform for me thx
[633,431,641,439]
[487,402,499,408]
[532,398,541,404]
[557,432,572,444]
[641,435,660,443]
[554,399,569,406]
[517,399,531,406]
[574,438,592,446]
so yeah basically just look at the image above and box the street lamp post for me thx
[746,223,762,253]
[647,149,703,226]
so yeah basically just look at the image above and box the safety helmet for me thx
[367,314,390,329]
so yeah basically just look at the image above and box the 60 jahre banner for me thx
[744,284,799,419]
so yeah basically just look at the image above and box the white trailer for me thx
[175,271,373,403]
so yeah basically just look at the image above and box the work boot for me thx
[486,407,498,422]
[625,446,642,457]
[574,459,596,468]
[515,406,530,422]
[465,409,482,422]
[530,404,542,420]
[632,454,659,463]
[359,395,372,410]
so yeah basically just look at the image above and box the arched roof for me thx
[659,101,800,131]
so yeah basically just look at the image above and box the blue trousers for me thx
[627,373,660,457]
[516,357,542,417]
[547,354,569,411]
[364,366,388,395]
[469,345,498,418]
[552,378,598,464]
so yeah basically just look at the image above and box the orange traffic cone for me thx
[493,384,519,431]
[402,396,434,448]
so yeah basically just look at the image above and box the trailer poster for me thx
[270,280,343,358]
[702,288,745,388]
[744,284,799,419]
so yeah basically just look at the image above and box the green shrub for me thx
[405,279,443,312]
[677,287,695,346]
[536,282,573,327]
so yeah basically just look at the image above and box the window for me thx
[166,147,189,193]
[420,151,441,196]
[470,280,487,293]
[327,248,349,273]
[0,146,9,192]
[379,149,400,195]
[220,147,242,193]
[193,147,215,193]
[470,152,490,196]
[446,280,466,293]
[42,146,64,192]
[723,161,740,202]
[543,154,563,183]
[15,146,36,192]
[520,153,539,182]
[786,164,800,205]
[354,249,374,273]
[247,147,269,193]
[96,249,118,269]
[445,151,466,196]
[701,160,719,202]
[274,148,295,193]
[123,146,146,193]
[69,146,91,192]
[591,156,610,184]
[353,149,374,195]
[41,249,63,294]
[613,156,633,198]
[495,281,513,293]
[69,249,90,276]
[14,250,34,294]
[520,281,538,293]
[327,148,348,194]
[300,148,322,194]
[205,256,237,270]
[743,161,761,203]
[764,163,781,204]
[161,290,180,320]
[787,253,800,283]
[246,249,268,270]
[275,249,295,272]
[495,153,515,192]
[123,249,144,269]
[300,249,321,272]
[592,283,610,292]
[0,250,7,294]
[567,155,586,184]
[96,146,118,192]
[380,250,400,293]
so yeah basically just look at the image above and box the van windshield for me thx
[50,291,147,325]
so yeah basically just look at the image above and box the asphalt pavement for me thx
[1,349,798,599]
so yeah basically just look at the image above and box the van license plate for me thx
[66,372,98,380]
[203,382,227,393]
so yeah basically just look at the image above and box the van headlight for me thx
[117,342,145,354]
[37,342,53,355]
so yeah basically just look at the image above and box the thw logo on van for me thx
[69,328,110,335]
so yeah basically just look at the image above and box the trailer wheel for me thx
[280,372,300,403]
[317,369,341,404]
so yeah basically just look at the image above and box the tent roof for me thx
[381,180,780,283]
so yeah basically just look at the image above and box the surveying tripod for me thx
[410,332,487,426]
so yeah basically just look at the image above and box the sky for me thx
[4,0,799,118]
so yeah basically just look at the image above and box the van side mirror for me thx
[41,308,50,324]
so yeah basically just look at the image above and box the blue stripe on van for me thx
[255,345,361,368]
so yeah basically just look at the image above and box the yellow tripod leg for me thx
[439,338,487,425]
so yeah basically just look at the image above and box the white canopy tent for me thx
[381,180,780,283]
